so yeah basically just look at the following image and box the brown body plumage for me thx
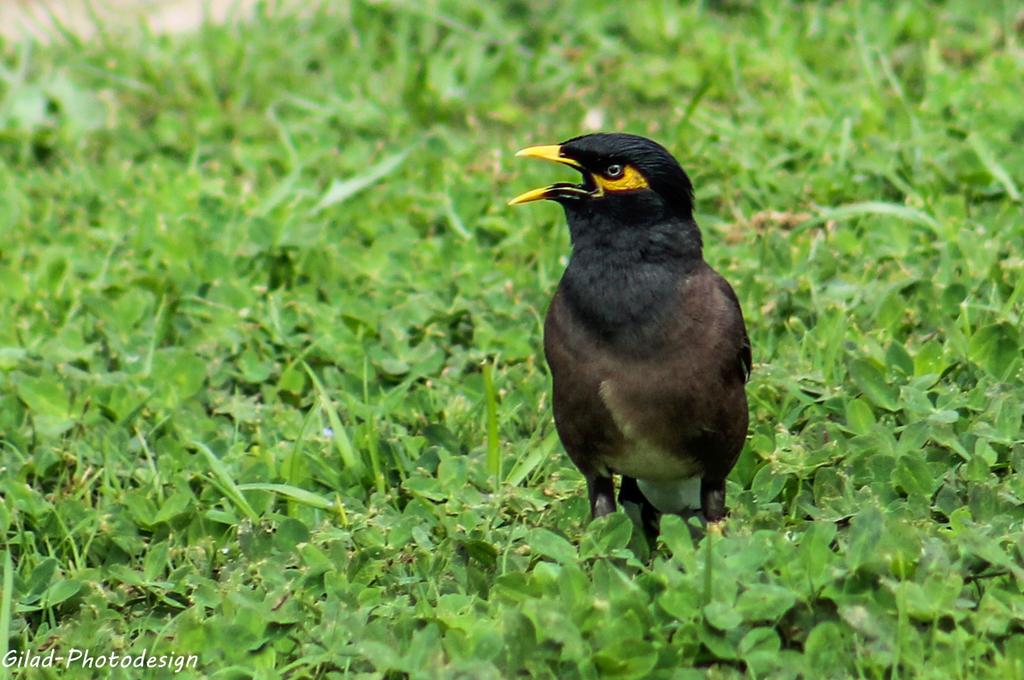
[511,133,751,536]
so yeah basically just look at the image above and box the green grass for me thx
[1,1,1023,677]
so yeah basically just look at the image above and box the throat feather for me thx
[562,253,683,343]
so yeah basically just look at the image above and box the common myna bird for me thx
[509,133,751,537]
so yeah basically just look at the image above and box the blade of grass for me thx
[364,415,386,495]
[1,550,12,665]
[333,494,349,527]
[312,146,413,213]
[359,356,388,493]
[236,483,334,511]
[506,429,559,487]
[286,403,318,485]
[341,392,386,495]
[703,527,713,607]
[303,362,365,479]
[482,359,501,486]
[442,194,472,239]
[192,440,259,521]
[968,132,1021,202]
[678,75,712,128]
[819,201,940,231]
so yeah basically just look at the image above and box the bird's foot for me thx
[587,475,617,518]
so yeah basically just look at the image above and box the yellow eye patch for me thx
[592,165,649,195]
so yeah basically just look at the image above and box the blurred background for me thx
[1,1,1023,677]
[3,0,262,40]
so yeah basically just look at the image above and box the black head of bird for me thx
[510,132,751,539]
[510,133,705,266]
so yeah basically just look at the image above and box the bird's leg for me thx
[586,474,616,518]
[618,476,661,539]
[700,478,727,523]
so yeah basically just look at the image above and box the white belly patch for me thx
[598,380,702,513]
[637,477,701,513]
[608,438,698,480]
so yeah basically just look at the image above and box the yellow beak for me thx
[507,185,556,206]
[508,144,586,206]
[513,144,583,167]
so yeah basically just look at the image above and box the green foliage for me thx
[1,0,1023,677]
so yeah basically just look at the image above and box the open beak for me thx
[508,144,591,206]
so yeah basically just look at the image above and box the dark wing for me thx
[543,289,623,476]
[714,275,752,383]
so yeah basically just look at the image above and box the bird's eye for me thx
[605,164,624,178]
